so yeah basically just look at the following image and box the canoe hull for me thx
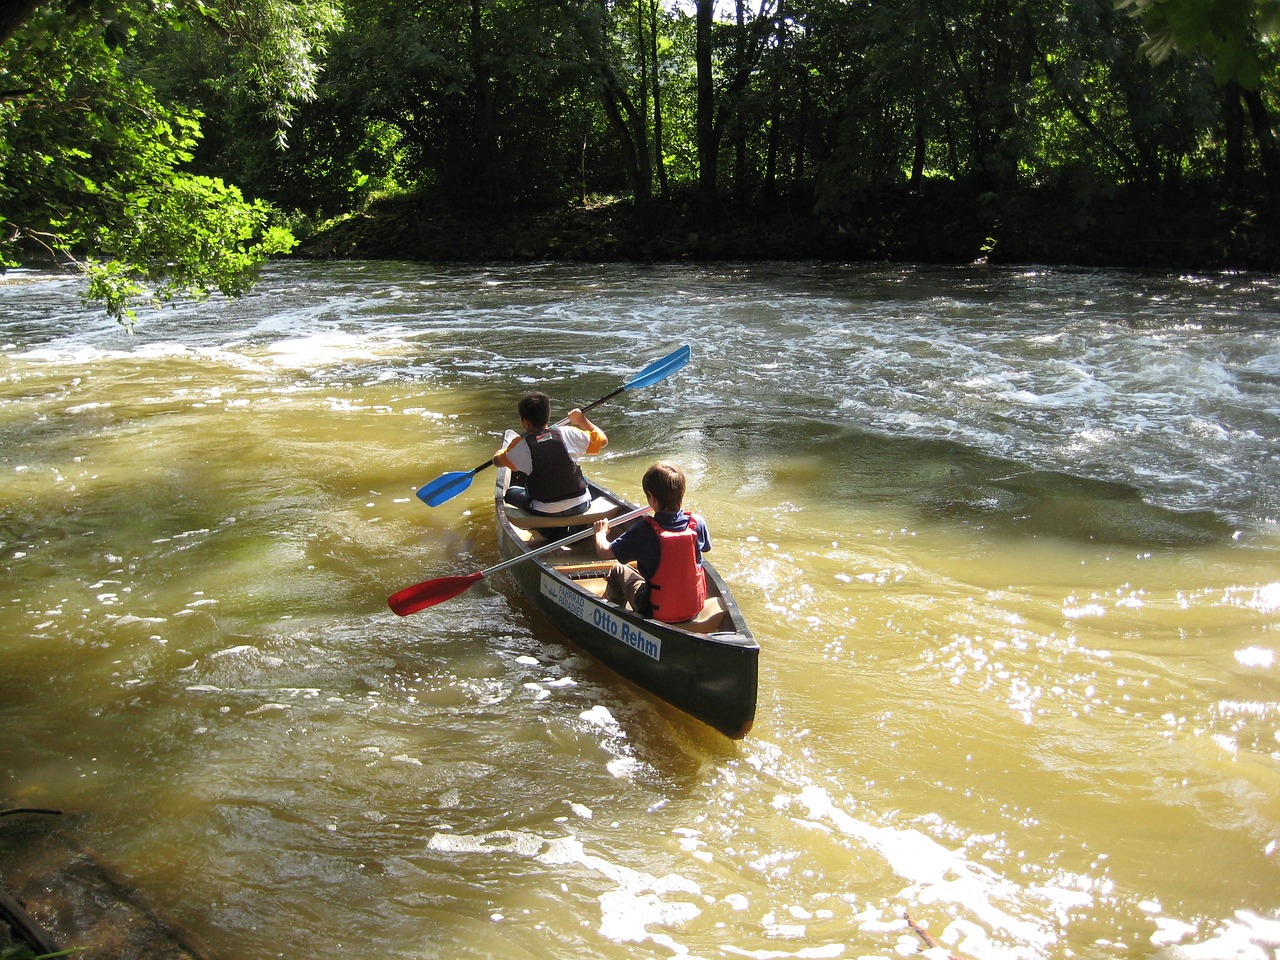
[495,472,758,739]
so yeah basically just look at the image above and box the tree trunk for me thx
[911,120,925,190]
[468,0,500,208]
[794,68,808,182]
[650,0,669,199]
[637,0,649,174]
[1242,86,1280,182]
[696,0,718,213]
[1223,81,1246,187]
[0,0,39,47]
[763,2,786,202]
[557,0,652,201]
[730,0,748,202]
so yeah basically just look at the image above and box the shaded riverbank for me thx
[299,182,1280,271]
[1,812,213,960]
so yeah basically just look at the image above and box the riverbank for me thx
[0,813,212,959]
[298,182,1280,271]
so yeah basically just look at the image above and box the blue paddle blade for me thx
[625,345,691,390]
[417,470,475,507]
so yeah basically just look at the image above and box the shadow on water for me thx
[494,585,743,780]
[930,460,1236,547]
[691,418,1238,548]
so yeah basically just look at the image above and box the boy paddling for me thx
[494,390,608,538]
[593,461,710,623]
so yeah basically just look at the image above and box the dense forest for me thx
[2,0,1278,321]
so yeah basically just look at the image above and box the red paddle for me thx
[388,505,649,616]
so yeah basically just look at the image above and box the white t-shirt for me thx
[504,426,593,512]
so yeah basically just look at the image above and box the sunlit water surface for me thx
[1,261,1278,960]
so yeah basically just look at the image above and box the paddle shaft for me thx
[485,504,650,577]
[417,345,690,508]
[458,403,608,481]
[576,385,626,416]
[387,504,650,615]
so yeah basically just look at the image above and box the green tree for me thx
[290,0,593,214]
[1122,0,1280,87]
[0,0,339,324]
[1123,0,1280,180]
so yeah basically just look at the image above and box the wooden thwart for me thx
[553,561,618,575]
[504,498,621,529]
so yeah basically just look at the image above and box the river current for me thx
[1,260,1277,960]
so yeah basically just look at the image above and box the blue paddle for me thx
[416,345,692,508]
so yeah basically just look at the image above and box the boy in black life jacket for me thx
[592,461,710,623]
[493,391,608,538]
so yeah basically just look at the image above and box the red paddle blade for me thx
[388,571,484,616]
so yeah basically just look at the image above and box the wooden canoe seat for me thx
[672,597,727,634]
[551,566,728,632]
[504,497,621,529]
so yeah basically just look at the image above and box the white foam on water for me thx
[1153,910,1280,959]
[7,311,419,391]
[541,834,702,950]
[1235,647,1275,669]
[580,704,620,731]
[425,827,704,953]
[426,829,546,858]
[264,332,402,369]
[795,784,1072,958]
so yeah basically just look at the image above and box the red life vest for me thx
[645,515,706,623]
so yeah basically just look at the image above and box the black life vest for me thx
[524,427,587,505]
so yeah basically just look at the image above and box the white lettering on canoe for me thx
[539,574,662,661]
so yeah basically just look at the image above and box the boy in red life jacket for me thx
[493,391,608,539]
[592,461,710,623]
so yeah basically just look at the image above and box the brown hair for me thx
[642,460,686,512]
